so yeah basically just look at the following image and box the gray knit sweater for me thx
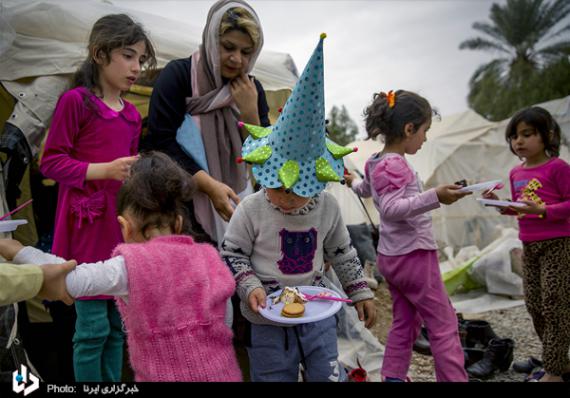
[221,190,373,326]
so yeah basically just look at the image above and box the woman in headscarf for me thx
[144,0,269,244]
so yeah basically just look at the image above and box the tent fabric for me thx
[336,95,570,250]
[2,76,70,156]
[0,0,299,159]
[0,0,298,92]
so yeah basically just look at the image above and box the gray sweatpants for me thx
[247,316,346,382]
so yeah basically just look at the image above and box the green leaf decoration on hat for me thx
[241,122,271,139]
[278,160,300,189]
[326,141,355,159]
[315,157,341,182]
[243,145,272,164]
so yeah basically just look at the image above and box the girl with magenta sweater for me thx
[345,90,471,382]
[40,14,156,381]
[483,106,570,382]
[0,152,241,382]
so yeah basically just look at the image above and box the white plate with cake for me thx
[259,286,343,325]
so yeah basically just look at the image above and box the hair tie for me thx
[386,90,396,108]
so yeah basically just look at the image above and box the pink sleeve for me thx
[40,90,89,189]
[373,156,440,221]
[546,161,570,221]
[351,160,373,198]
[372,156,414,196]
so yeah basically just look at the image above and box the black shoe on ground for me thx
[466,338,514,379]
[464,347,485,369]
[412,327,431,356]
[463,320,498,349]
[512,356,543,374]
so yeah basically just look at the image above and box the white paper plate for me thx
[259,286,343,325]
[476,198,526,208]
[458,179,503,193]
[0,219,28,232]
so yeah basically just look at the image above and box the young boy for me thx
[221,34,376,382]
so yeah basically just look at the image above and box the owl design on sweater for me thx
[277,228,317,274]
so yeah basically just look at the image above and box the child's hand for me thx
[355,299,377,329]
[436,184,471,205]
[510,200,546,216]
[0,239,24,261]
[481,191,499,200]
[106,155,139,181]
[248,287,267,314]
[344,172,356,188]
[39,260,77,305]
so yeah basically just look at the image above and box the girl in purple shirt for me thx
[346,90,470,382]
[483,106,570,382]
[40,14,156,382]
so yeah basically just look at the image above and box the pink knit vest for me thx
[113,235,242,382]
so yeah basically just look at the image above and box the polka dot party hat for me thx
[239,34,357,197]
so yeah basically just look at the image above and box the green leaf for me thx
[243,145,272,164]
[326,140,354,159]
[242,123,271,139]
[315,157,341,182]
[278,160,300,189]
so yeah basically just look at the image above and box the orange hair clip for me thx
[386,90,396,108]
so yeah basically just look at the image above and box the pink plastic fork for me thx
[483,182,505,196]
[302,293,352,303]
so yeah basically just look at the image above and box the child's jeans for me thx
[247,315,346,382]
[378,249,467,382]
[73,300,124,382]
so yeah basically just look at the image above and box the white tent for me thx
[0,0,299,243]
[331,95,570,250]
[0,0,298,91]
[0,0,299,156]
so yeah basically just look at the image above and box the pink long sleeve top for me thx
[352,153,440,256]
[509,157,570,243]
[40,87,141,299]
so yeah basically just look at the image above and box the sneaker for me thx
[383,376,412,382]
[512,356,543,374]
[525,369,545,382]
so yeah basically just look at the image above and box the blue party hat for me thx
[240,34,357,197]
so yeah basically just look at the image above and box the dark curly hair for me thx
[505,106,561,158]
[117,151,196,239]
[363,90,433,145]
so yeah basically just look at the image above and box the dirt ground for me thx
[369,281,541,382]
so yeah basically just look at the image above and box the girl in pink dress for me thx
[40,14,156,382]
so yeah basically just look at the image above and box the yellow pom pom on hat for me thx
[239,33,356,197]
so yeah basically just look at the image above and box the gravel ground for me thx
[371,282,541,382]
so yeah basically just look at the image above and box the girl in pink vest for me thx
[0,152,241,382]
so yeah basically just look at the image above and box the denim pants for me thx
[247,316,346,382]
[378,249,468,382]
[73,300,124,382]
